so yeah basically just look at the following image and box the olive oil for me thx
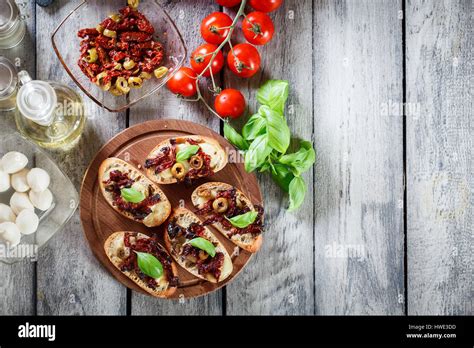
[0,57,18,111]
[15,74,86,150]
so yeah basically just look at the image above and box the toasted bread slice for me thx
[144,136,227,184]
[98,157,171,227]
[191,182,263,253]
[164,207,233,283]
[104,232,178,298]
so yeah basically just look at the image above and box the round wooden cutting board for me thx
[80,119,262,299]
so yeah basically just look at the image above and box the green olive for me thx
[171,163,186,179]
[212,198,228,213]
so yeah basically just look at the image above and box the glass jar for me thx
[0,56,18,111]
[0,0,26,49]
[15,71,86,150]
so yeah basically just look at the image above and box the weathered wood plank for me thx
[35,0,127,315]
[312,0,405,314]
[224,0,315,315]
[406,0,472,315]
[0,0,36,315]
[129,0,223,315]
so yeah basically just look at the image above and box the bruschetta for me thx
[164,207,233,283]
[104,231,179,298]
[99,157,171,227]
[144,136,227,185]
[191,182,264,253]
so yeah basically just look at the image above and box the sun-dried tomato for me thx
[102,170,161,221]
[195,189,265,237]
[77,6,164,93]
[121,232,178,288]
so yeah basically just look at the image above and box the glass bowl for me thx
[51,0,187,112]
[0,133,79,264]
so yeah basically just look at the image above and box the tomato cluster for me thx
[166,0,283,119]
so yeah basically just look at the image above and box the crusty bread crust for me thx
[191,182,263,253]
[104,232,178,298]
[164,207,233,283]
[144,136,227,185]
[98,157,171,227]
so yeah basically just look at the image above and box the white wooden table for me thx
[0,0,471,316]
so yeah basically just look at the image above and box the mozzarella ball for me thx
[29,189,53,211]
[16,210,39,235]
[0,203,16,223]
[0,222,21,247]
[10,192,34,215]
[11,168,30,192]
[1,151,28,174]
[27,168,50,192]
[0,170,10,192]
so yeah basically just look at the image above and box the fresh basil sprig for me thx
[188,237,216,257]
[135,251,163,279]
[260,105,290,154]
[242,113,266,140]
[225,211,258,228]
[224,122,248,151]
[279,140,316,176]
[257,79,289,114]
[244,134,272,172]
[176,145,200,162]
[223,79,316,211]
[121,187,145,203]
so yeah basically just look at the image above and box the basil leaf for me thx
[242,113,266,140]
[135,251,163,279]
[224,122,249,150]
[259,161,272,173]
[121,187,145,203]
[225,211,258,228]
[288,176,306,211]
[257,80,289,114]
[189,237,216,257]
[176,145,200,162]
[279,140,316,176]
[260,105,290,154]
[271,163,295,192]
[244,134,272,172]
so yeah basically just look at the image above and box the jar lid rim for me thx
[0,57,17,98]
[0,0,19,33]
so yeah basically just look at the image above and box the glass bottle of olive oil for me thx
[0,0,26,49]
[0,56,18,111]
[14,71,86,150]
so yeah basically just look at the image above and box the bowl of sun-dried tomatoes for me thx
[52,0,187,112]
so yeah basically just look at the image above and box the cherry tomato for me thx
[216,0,241,7]
[249,0,283,13]
[215,89,246,119]
[227,43,261,78]
[190,44,224,77]
[200,12,233,45]
[166,67,198,97]
[242,11,275,45]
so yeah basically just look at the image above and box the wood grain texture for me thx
[313,0,405,314]
[406,0,472,315]
[128,0,224,314]
[80,120,262,299]
[35,0,127,315]
[224,0,315,315]
[1,0,471,316]
[0,0,36,315]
